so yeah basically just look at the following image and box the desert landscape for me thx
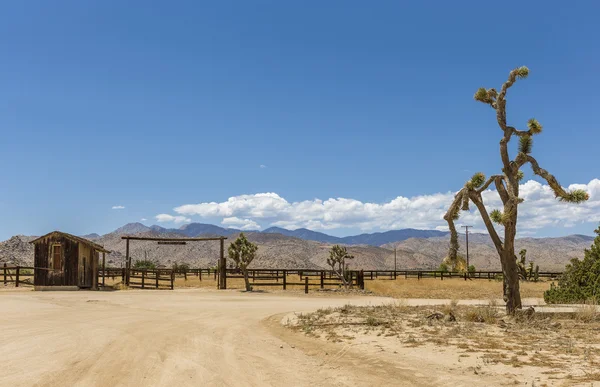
[1,283,599,386]
[2,2,600,386]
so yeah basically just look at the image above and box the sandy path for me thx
[0,289,524,386]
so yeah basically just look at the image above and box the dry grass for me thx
[101,275,552,300]
[366,277,551,299]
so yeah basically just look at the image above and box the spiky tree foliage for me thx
[228,233,258,291]
[442,254,467,273]
[444,67,589,313]
[327,245,354,289]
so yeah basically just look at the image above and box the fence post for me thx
[320,271,324,289]
[283,270,287,290]
[304,276,308,294]
[418,271,421,281]
[155,270,159,289]
[170,270,174,290]
[441,271,444,281]
[15,266,20,287]
[3,263,6,286]
[141,269,146,289]
[464,272,467,281]
[199,269,202,281]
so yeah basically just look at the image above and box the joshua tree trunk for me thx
[444,67,588,314]
[242,268,252,291]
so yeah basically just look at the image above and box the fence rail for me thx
[2,264,35,287]
[6,264,563,291]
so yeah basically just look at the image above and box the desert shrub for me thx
[438,263,449,273]
[172,262,190,271]
[544,226,600,304]
[134,259,156,269]
[463,305,499,324]
[468,265,476,273]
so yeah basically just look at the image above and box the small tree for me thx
[327,245,354,289]
[444,66,589,313]
[544,225,600,304]
[438,263,449,273]
[228,233,258,291]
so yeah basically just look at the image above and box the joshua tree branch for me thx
[495,178,510,204]
[508,127,532,137]
[468,191,504,256]
[477,175,504,193]
[443,189,465,261]
[524,155,590,203]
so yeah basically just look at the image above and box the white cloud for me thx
[140,218,147,221]
[260,164,267,169]
[164,179,600,235]
[112,205,125,210]
[155,214,191,224]
[221,217,261,230]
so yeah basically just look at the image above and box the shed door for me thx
[79,256,92,288]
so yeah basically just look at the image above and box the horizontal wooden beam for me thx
[121,236,227,242]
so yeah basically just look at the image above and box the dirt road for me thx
[1,289,518,386]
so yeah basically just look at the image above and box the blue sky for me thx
[1,1,599,240]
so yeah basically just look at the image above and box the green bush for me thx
[134,259,156,269]
[438,263,449,273]
[544,226,600,304]
[468,265,476,273]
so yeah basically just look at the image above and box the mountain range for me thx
[100,222,448,246]
[0,222,594,271]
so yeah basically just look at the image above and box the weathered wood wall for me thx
[33,235,79,286]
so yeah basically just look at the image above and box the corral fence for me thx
[225,269,365,293]
[5,264,563,291]
[98,268,175,290]
[360,270,563,281]
[1,264,34,287]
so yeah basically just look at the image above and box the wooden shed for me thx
[30,231,110,290]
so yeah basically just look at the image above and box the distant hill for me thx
[262,227,342,243]
[262,226,448,246]
[339,229,448,246]
[81,233,101,240]
[178,223,239,237]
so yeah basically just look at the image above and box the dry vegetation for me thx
[366,278,551,299]
[287,302,600,385]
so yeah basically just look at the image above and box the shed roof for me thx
[30,231,111,253]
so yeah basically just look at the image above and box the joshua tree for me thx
[444,66,589,313]
[228,233,258,291]
[327,245,354,289]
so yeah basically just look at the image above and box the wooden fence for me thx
[21,264,561,292]
[224,269,365,292]
[1,264,35,287]
[127,268,174,290]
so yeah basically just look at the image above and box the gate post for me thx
[283,270,287,290]
[125,238,130,286]
[219,237,226,289]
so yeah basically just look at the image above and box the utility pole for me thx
[461,225,472,268]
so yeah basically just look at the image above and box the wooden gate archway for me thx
[121,236,228,289]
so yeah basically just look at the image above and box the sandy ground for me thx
[0,288,591,387]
